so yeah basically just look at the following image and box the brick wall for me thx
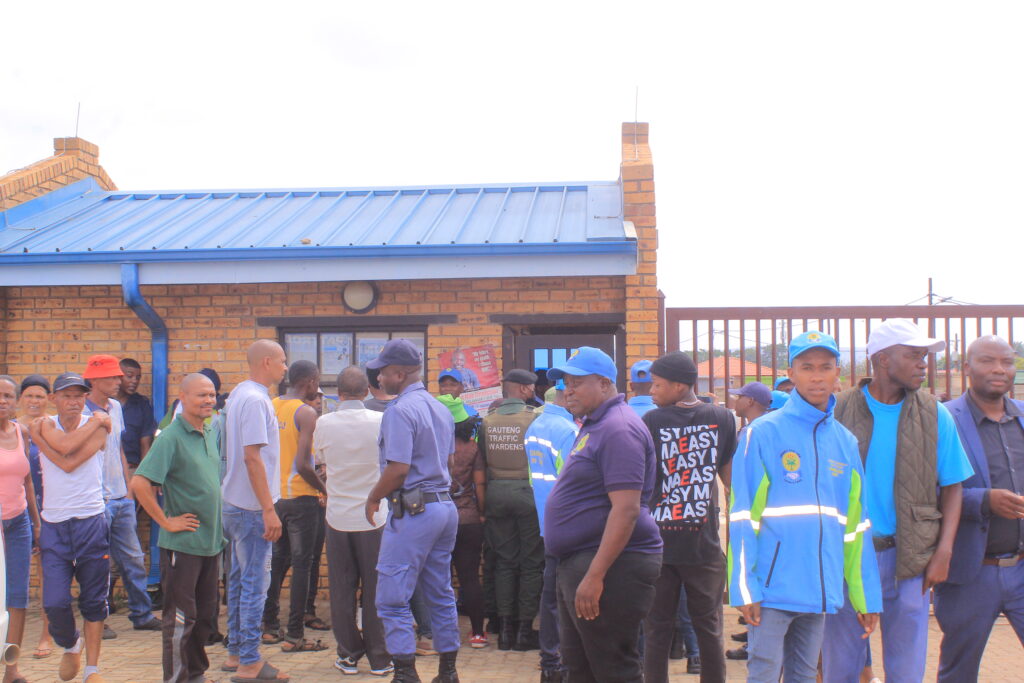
[0,137,117,211]
[2,276,628,393]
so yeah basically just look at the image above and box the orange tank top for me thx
[272,398,319,499]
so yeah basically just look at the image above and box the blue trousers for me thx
[146,490,163,586]
[539,554,561,670]
[40,513,110,649]
[934,559,1024,682]
[823,546,928,683]
[375,500,459,657]
[106,496,155,626]
[3,509,33,609]
[223,504,272,666]
[747,608,824,683]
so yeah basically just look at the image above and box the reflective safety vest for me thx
[480,402,537,481]
[524,403,579,533]
[728,390,882,615]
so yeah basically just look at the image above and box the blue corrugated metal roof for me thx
[0,178,630,261]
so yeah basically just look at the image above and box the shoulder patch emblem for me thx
[570,433,590,455]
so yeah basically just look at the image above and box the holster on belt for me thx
[388,490,405,519]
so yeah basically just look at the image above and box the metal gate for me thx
[662,305,1024,401]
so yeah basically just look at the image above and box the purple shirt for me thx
[378,382,455,494]
[543,394,663,559]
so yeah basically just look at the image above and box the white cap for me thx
[867,318,944,357]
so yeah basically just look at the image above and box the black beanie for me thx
[650,351,698,386]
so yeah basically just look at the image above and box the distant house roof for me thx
[696,357,768,378]
[0,177,636,285]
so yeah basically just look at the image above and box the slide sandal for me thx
[230,661,289,682]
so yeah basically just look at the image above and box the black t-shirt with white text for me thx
[642,403,736,565]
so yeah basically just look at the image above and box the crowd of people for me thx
[0,317,1020,683]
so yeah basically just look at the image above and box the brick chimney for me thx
[621,122,659,368]
[54,137,101,164]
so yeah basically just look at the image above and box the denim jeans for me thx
[224,503,272,666]
[146,490,163,587]
[747,607,824,683]
[263,495,320,641]
[3,509,33,608]
[105,496,155,626]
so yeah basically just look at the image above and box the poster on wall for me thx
[320,333,353,377]
[436,344,500,392]
[357,334,390,368]
[462,386,503,416]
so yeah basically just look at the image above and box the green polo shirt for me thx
[135,414,226,557]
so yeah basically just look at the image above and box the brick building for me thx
[0,123,660,411]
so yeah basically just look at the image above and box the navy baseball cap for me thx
[547,347,617,382]
[438,368,462,383]
[773,376,793,389]
[630,360,653,383]
[53,372,90,392]
[366,339,422,369]
[731,382,772,409]
[788,331,840,364]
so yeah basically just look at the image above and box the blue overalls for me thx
[375,382,460,657]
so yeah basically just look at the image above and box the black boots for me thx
[392,656,421,682]
[498,617,515,650]
[430,650,459,683]
[513,620,536,651]
[540,668,566,683]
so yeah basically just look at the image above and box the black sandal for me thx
[280,638,327,653]
[303,616,330,631]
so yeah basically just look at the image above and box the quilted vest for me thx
[835,379,940,580]
[481,406,537,481]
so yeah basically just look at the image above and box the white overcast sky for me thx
[3,1,1021,309]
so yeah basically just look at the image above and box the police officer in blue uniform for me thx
[364,339,460,683]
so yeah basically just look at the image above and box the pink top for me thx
[0,424,29,520]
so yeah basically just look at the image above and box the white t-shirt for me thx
[313,400,388,532]
[84,397,127,500]
[222,380,281,511]
[41,414,105,523]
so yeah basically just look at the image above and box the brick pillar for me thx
[621,122,659,374]
[53,137,100,164]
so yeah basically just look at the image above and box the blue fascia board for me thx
[0,239,636,266]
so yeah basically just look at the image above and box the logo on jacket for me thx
[828,459,848,477]
[781,451,801,483]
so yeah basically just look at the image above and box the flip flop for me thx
[280,638,327,653]
[221,663,239,672]
[32,644,52,658]
[230,661,290,682]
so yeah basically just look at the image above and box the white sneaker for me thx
[370,662,395,676]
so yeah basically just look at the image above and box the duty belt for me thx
[873,535,896,552]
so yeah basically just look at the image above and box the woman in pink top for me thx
[0,375,41,683]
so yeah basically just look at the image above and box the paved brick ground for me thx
[7,602,1021,682]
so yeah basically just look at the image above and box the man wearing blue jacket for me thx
[729,331,881,683]
[525,380,579,683]
[935,336,1024,681]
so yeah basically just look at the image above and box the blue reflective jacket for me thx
[729,390,882,615]
[525,404,579,534]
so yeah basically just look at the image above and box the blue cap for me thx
[547,346,617,383]
[788,330,840,364]
[773,376,793,390]
[731,381,772,409]
[365,338,423,369]
[770,390,790,410]
[438,367,462,383]
[630,360,653,383]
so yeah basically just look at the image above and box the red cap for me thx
[83,355,124,379]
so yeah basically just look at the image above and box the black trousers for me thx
[263,495,320,640]
[642,556,727,683]
[485,480,545,619]
[556,550,661,683]
[452,522,485,635]
[306,506,326,615]
[161,549,219,683]
[326,525,390,670]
